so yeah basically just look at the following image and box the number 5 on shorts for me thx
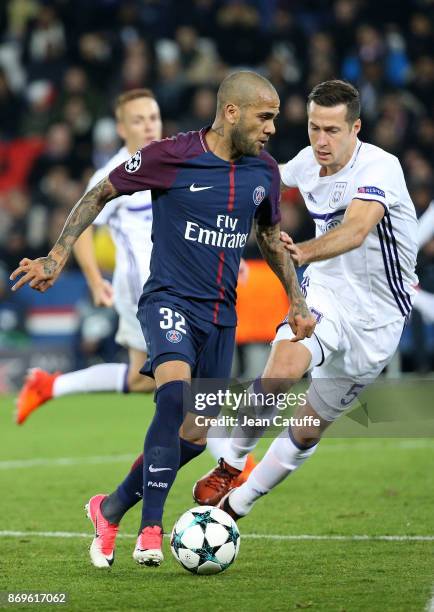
[341,383,365,406]
[159,307,187,333]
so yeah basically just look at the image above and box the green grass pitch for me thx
[0,390,433,611]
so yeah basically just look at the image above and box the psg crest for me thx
[125,151,142,173]
[166,329,182,343]
[253,185,265,206]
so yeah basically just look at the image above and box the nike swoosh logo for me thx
[149,465,172,473]
[190,184,213,192]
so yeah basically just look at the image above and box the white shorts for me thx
[273,282,405,421]
[114,298,148,353]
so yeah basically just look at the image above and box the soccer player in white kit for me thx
[16,89,162,424]
[193,80,419,516]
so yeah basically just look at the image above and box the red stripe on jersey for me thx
[227,162,235,212]
[213,252,226,323]
[213,287,226,324]
[216,251,225,284]
[214,164,234,322]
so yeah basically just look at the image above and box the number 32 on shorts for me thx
[159,307,187,334]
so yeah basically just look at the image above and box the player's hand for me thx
[280,231,306,266]
[10,255,64,292]
[287,297,316,342]
[90,278,114,307]
[238,258,249,285]
[280,231,293,247]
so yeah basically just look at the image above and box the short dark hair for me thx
[114,88,156,120]
[307,80,360,124]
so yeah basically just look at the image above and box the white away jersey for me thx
[280,140,418,328]
[87,147,153,306]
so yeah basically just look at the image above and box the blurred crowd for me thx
[1,0,434,370]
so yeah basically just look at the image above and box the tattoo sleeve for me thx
[50,177,118,263]
[255,220,310,319]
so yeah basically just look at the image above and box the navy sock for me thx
[104,438,206,525]
[140,380,186,529]
[115,453,144,507]
[179,438,206,468]
[101,454,143,524]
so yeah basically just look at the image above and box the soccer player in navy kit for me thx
[11,71,316,567]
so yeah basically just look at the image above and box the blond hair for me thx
[114,88,156,121]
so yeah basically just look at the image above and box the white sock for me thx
[53,363,128,397]
[224,379,276,471]
[229,431,318,516]
[206,426,229,462]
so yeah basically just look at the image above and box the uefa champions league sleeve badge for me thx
[125,150,142,173]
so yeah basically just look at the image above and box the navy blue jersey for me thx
[109,127,281,326]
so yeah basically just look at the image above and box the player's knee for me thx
[262,361,304,391]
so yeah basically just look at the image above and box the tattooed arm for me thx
[255,220,316,341]
[10,177,118,292]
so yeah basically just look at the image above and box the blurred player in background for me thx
[193,80,419,520]
[11,71,315,568]
[15,89,162,425]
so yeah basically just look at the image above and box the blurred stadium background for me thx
[1,0,434,393]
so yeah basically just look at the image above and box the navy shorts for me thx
[137,292,235,379]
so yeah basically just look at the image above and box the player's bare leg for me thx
[193,339,316,505]
[179,413,207,447]
[127,347,155,392]
[261,337,314,392]
[154,360,191,387]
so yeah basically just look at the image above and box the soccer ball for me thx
[170,506,240,575]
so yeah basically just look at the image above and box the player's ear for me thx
[353,118,361,136]
[225,103,241,125]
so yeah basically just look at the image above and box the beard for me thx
[230,122,259,157]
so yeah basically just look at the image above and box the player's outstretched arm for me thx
[10,177,119,292]
[255,220,316,341]
[282,199,385,266]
